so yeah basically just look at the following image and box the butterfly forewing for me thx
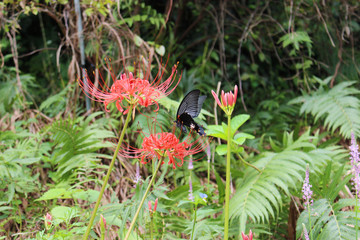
[177,90,206,118]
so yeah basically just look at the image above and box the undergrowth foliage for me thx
[290,80,360,139]
[229,130,348,234]
[296,163,357,239]
[48,112,115,184]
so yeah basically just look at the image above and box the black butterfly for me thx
[175,90,206,136]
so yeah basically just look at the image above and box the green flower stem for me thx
[236,153,261,173]
[150,215,154,240]
[124,157,163,240]
[356,193,358,240]
[224,114,231,240]
[190,204,198,240]
[308,203,313,240]
[207,158,210,190]
[82,106,133,240]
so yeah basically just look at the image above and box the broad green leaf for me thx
[222,123,228,137]
[51,206,79,224]
[230,114,250,137]
[72,189,100,203]
[36,188,67,201]
[207,125,227,140]
[215,144,227,155]
[234,132,254,140]
[232,146,244,153]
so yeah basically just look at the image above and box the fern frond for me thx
[229,130,344,234]
[296,198,358,240]
[290,81,360,139]
[49,112,114,183]
[295,159,356,239]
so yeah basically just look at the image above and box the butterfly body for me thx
[175,90,206,136]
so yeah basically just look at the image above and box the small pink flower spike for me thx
[100,214,107,230]
[153,198,158,212]
[148,200,152,212]
[45,213,52,226]
[241,230,253,240]
[44,212,52,231]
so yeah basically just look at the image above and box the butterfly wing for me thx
[195,95,206,118]
[177,90,206,118]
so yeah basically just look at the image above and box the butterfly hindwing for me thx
[196,95,206,117]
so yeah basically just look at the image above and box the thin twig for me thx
[155,0,173,43]
[6,29,25,106]
[236,0,268,112]
[330,30,343,88]
[17,47,57,58]
[214,82,222,146]
[313,0,336,47]
[288,0,294,33]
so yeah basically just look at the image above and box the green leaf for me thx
[232,146,244,153]
[207,125,227,140]
[278,31,312,52]
[73,189,100,203]
[84,8,93,16]
[214,170,225,203]
[12,157,40,165]
[234,132,255,142]
[155,45,165,56]
[36,188,68,201]
[215,144,227,155]
[134,35,143,47]
[51,206,79,224]
[230,114,250,137]
[0,206,13,212]
[7,182,15,203]
[259,52,265,62]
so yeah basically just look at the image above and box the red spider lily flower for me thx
[78,58,181,114]
[211,85,238,116]
[121,128,207,169]
[241,230,253,240]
